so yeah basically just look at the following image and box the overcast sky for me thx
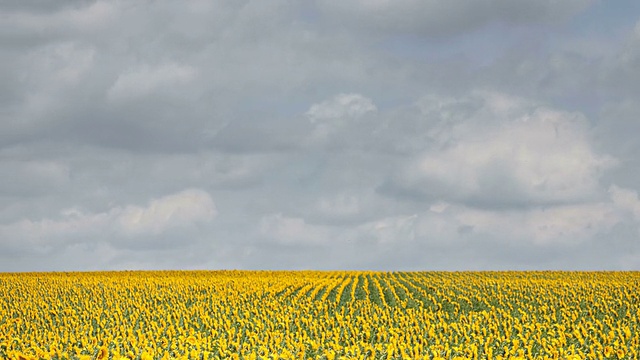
[2,0,640,272]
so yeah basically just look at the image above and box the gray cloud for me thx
[315,0,594,38]
[1,1,640,271]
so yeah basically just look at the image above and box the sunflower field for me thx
[1,271,638,360]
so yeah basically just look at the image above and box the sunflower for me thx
[186,335,197,346]
[96,346,108,360]
[604,346,614,357]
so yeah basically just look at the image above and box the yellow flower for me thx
[186,335,197,346]
[97,346,108,360]
[604,346,614,357]
[141,351,153,360]
[2,270,640,360]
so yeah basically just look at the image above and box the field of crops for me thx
[1,271,639,360]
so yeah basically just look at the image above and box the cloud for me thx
[1,0,390,154]
[250,181,640,270]
[0,160,70,196]
[305,93,378,146]
[385,91,616,208]
[107,63,197,102]
[316,194,361,219]
[436,201,619,246]
[0,42,95,136]
[1,1,117,35]
[0,188,216,254]
[116,189,216,236]
[306,93,377,122]
[259,213,329,245]
[355,214,418,245]
[604,19,640,93]
[316,0,594,38]
[609,185,640,220]
[3,0,640,271]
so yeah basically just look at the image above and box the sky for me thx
[2,0,640,272]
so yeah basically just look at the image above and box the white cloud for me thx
[251,180,638,268]
[306,93,377,142]
[116,189,216,236]
[259,213,329,245]
[355,214,418,245]
[609,185,640,220]
[355,185,639,249]
[0,188,216,250]
[448,202,618,246]
[394,92,616,207]
[317,194,361,219]
[306,93,377,122]
[107,63,197,102]
[324,193,625,252]
[258,211,420,249]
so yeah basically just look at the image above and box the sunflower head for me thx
[96,346,108,360]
